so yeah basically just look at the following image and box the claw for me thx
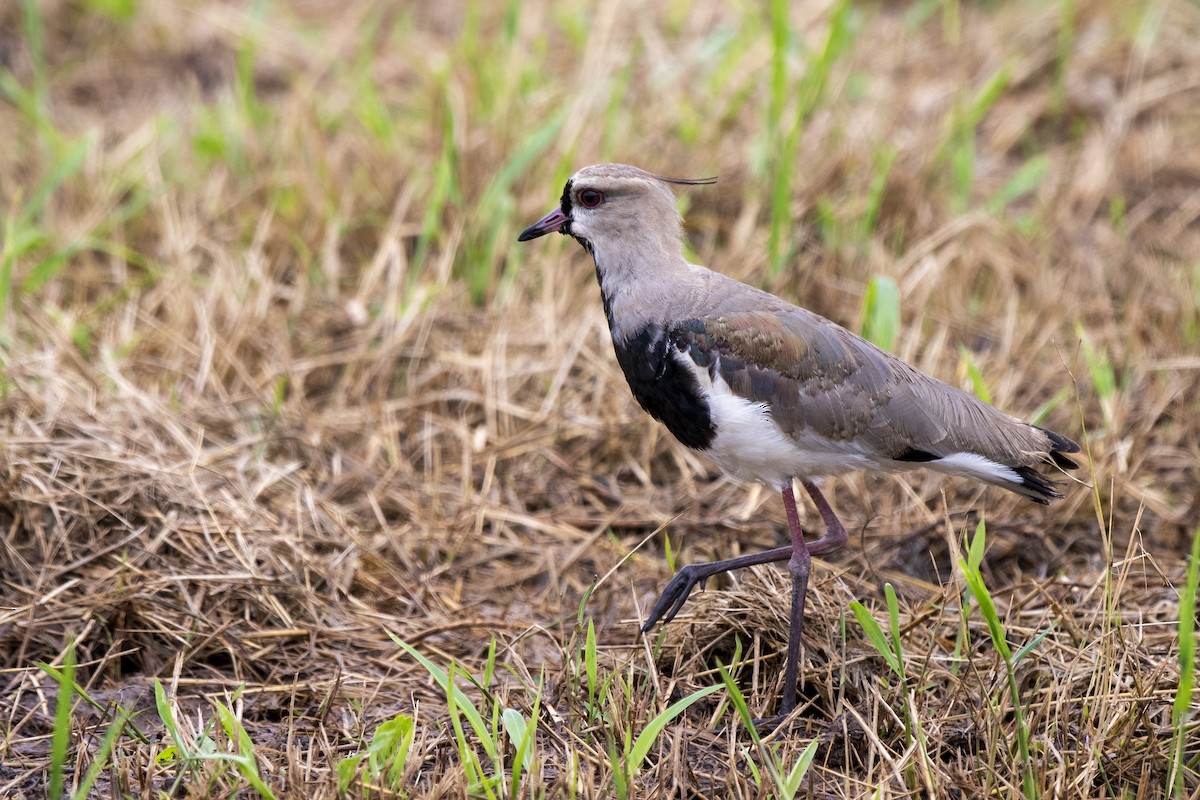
[642,564,707,631]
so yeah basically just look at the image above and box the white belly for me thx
[695,365,876,487]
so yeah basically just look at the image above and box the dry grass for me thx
[1,0,1198,797]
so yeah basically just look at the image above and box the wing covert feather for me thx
[674,307,1052,467]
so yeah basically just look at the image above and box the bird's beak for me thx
[517,207,570,242]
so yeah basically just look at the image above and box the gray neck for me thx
[589,238,703,342]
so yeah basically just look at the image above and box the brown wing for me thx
[675,307,1069,469]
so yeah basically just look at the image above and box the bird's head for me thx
[517,164,715,259]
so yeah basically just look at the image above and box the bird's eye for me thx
[578,189,604,208]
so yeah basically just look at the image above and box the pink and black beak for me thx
[517,206,570,242]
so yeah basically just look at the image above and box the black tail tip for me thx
[1014,466,1062,504]
[1034,425,1081,471]
[1036,425,1081,454]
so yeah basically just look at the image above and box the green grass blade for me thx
[967,518,987,574]
[49,639,76,800]
[850,600,902,678]
[959,556,1012,661]
[1075,322,1117,412]
[389,632,498,763]
[861,276,900,352]
[585,618,598,710]
[577,582,596,626]
[501,708,530,773]
[20,135,91,228]
[447,661,498,799]
[16,0,49,134]
[352,713,416,790]
[984,154,1049,214]
[1011,622,1057,666]
[957,345,993,404]
[214,698,278,800]
[884,583,905,678]
[153,679,188,759]
[1029,385,1071,426]
[335,754,363,794]
[72,708,129,800]
[717,659,761,746]
[1169,527,1200,797]
[962,65,1011,137]
[509,673,543,795]
[626,684,721,777]
[781,739,820,798]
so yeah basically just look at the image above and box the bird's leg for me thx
[801,479,850,557]
[778,479,848,716]
[641,479,849,719]
[641,545,793,632]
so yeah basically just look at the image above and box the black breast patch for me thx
[611,324,716,451]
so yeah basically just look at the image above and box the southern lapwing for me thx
[517,163,1079,717]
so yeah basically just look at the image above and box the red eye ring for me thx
[578,189,604,208]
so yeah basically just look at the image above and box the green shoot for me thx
[39,638,130,800]
[935,64,1011,211]
[473,112,565,303]
[1108,193,1127,234]
[504,673,543,794]
[585,618,599,719]
[410,74,462,280]
[153,679,278,799]
[0,135,93,325]
[153,679,186,762]
[447,661,500,798]
[960,519,1053,800]
[861,276,901,352]
[337,713,416,794]
[1074,322,1117,425]
[389,633,499,765]
[577,582,597,627]
[73,708,130,800]
[766,0,856,273]
[48,638,76,800]
[850,597,902,680]
[957,345,993,404]
[5,0,53,147]
[1029,385,1072,426]
[851,585,935,793]
[390,633,551,796]
[861,145,898,240]
[214,694,278,800]
[81,0,139,22]
[617,684,721,796]
[664,532,678,573]
[984,155,1049,215]
[717,658,818,799]
[1168,527,1200,797]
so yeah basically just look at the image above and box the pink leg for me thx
[778,480,848,715]
[642,478,850,719]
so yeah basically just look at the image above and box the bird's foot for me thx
[640,564,714,632]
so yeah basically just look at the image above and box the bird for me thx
[517,163,1079,718]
